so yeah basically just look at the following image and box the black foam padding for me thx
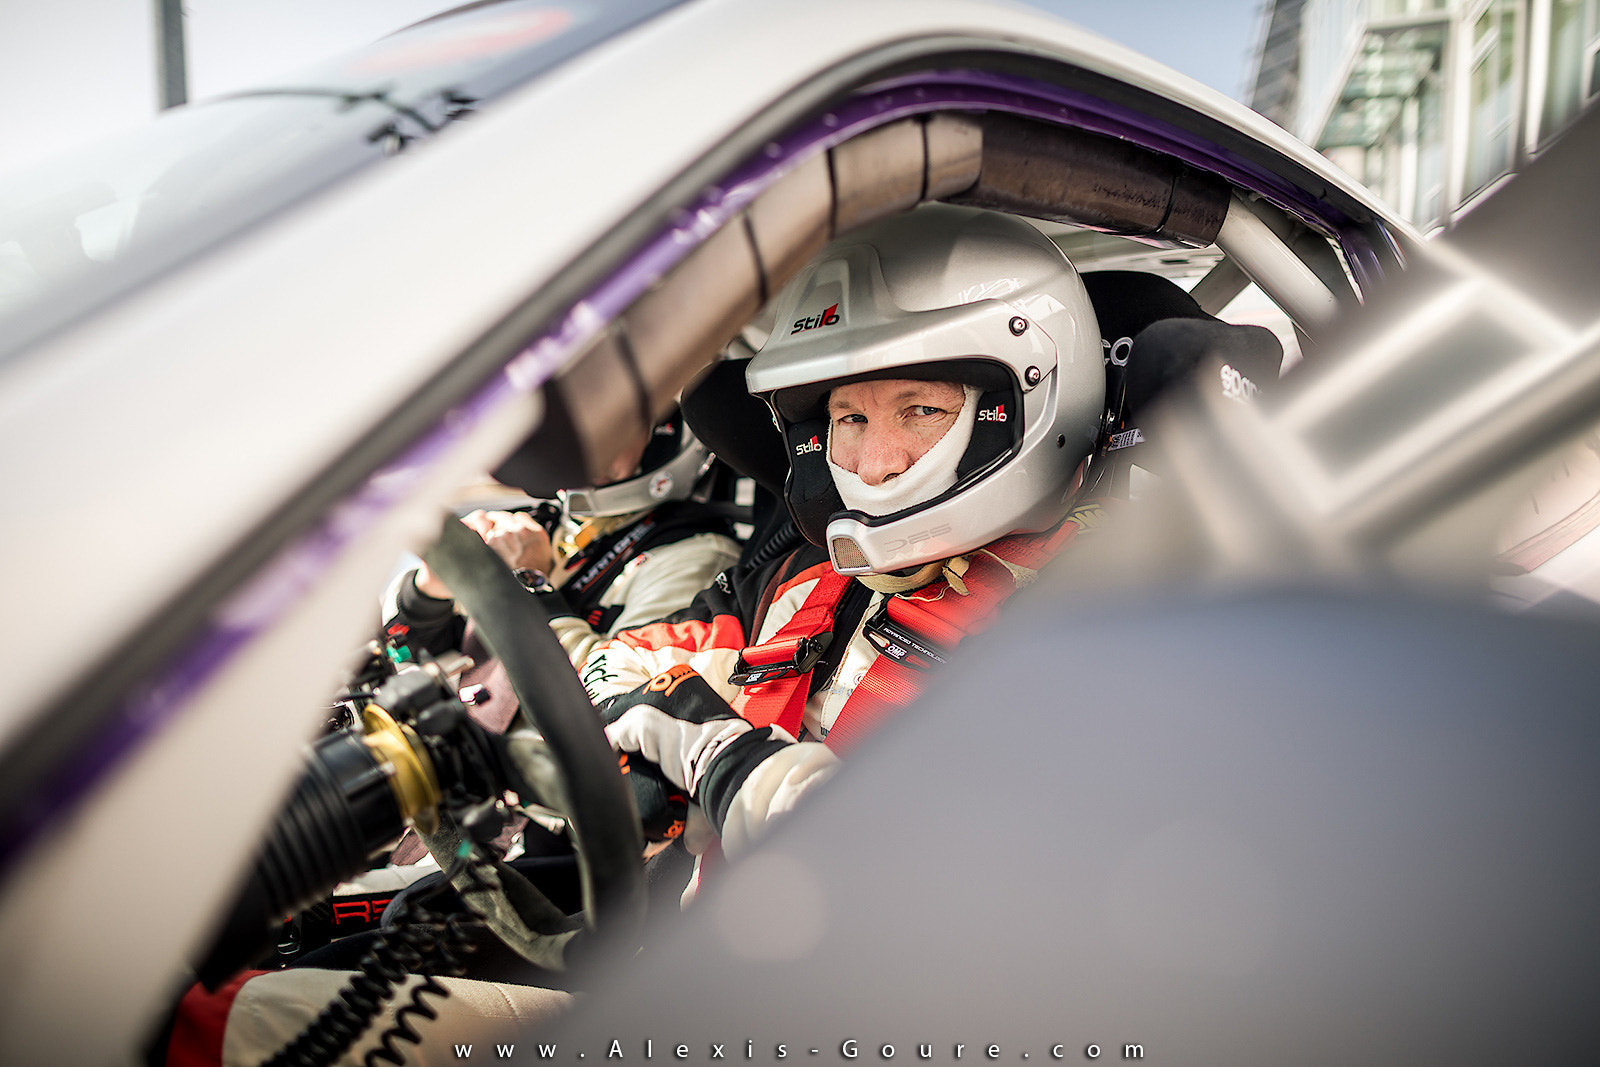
[957,387,1019,479]
[492,384,590,497]
[947,113,1231,244]
[784,417,844,548]
[681,359,790,496]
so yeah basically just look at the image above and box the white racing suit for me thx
[582,503,1101,865]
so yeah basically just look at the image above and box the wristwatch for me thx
[513,568,555,594]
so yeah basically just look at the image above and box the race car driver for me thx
[373,409,743,867]
[590,203,1109,872]
[385,408,743,678]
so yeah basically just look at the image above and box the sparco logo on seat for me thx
[790,303,839,334]
[978,404,1007,422]
[795,435,823,455]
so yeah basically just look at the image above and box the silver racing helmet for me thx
[746,204,1104,575]
[561,408,714,518]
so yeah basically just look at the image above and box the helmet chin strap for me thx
[857,553,975,595]
[856,560,948,594]
[827,385,981,518]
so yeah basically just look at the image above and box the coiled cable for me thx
[258,843,491,1067]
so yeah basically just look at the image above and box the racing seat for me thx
[1080,271,1283,498]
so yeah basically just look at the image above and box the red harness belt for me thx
[732,512,1091,752]
[730,567,852,735]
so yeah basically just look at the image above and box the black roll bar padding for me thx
[421,515,647,957]
[946,113,1232,247]
[492,380,589,499]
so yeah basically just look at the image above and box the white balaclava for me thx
[827,384,981,516]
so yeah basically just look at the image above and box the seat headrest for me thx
[1082,270,1282,477]
[1081,270,1214,351]
[681,358,790,496]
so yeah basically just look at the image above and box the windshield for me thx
[0,0,687,367]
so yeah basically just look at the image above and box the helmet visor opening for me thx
[768,357,1015,425]
[778,372,1022,547]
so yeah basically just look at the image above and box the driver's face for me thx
[827,378,965,487]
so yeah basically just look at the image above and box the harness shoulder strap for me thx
[730,564,852,736]
[824,514,1092,753]
[747,547,814,645]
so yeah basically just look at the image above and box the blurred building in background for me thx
[1252,0,1599,231]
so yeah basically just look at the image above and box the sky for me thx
[0,0,1266,179]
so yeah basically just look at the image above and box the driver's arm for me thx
[383,509,553,654]
[579,558,765,709]
[712,738,839,856]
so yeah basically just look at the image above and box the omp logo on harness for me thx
[795,435,823,456]
[978,404,1007,422]
[790,303,839,334]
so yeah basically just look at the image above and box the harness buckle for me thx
[728,633,832,686]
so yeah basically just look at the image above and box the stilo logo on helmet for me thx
[789,303,839,334]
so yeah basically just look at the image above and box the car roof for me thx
[0,0,1411,769]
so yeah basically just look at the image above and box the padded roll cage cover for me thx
[496,110,1234,500]
[946,112,1231,246]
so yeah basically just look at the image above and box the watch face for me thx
[514,568,551,592]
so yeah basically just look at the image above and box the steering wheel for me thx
[418,515,646,970]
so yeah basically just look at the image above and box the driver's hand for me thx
[602,664,796,839]
[617,751,690,843]
[415,509,555,599]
